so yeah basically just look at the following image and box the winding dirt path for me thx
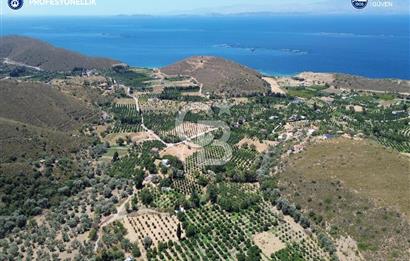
[124,86,217,148]
[3,58,43,71]
[94,194,134,252]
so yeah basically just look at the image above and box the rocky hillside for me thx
[161,56,270,96]
[0,36,118,72]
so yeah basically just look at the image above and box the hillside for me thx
[334,74,410,94]
[273,72,410,95]
[0,36,118,72]
[0,80,94,221]
[0,79,93,172]
[161,56,270,96]
[280,138,410,260]
[0,117,88,163]
[0,80,96,131]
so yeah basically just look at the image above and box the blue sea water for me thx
[1,15,409,79]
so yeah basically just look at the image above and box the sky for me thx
[0,0,409,16]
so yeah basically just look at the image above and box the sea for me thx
[1,15,409,79]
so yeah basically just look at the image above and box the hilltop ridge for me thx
[0,36,119,72]
[161,56,270,96]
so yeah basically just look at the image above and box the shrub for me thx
[131,243,141,257]
[185,224,197,238]
[143,236,152,249]
[140,189,153,206]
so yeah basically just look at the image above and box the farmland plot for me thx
[161,122,215,141]
[185,146,259,176]
[185,144,232,172]
[136,187,181,210]
[123,212,183,250]
[140,99,182,113]
[145,201,331,261]
[172,176,202,195]
[111,104,143,133]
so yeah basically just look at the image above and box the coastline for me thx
[1,15,409,80]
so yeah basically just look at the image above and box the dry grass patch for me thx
[287,137,410,218]
[280,137,410,260]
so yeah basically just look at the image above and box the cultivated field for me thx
[123,211,182,250]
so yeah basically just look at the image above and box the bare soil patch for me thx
[237,138,278,153]
[346,105,364,113]
[253,231,286,257]
[298,72,335,84]
[160,142,202,162]
[277,72,335,87]
[336,236,364,261]
[262,77,287,94]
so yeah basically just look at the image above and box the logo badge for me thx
[8,0,24,10]
[351,0,368,9]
